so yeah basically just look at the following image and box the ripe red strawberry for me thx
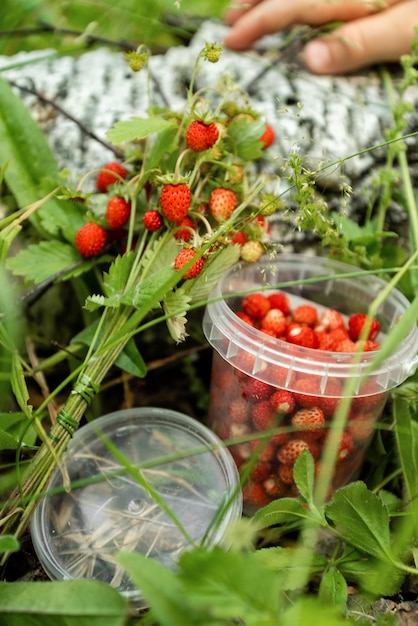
[143,209,163,231]
[269,389,296,414]
[260,308,287,336]
[286,325,319,349]
[278,463,295,485]
[347,412,375,443]
[292,304,318,327]
[251,401,275,430]
[236,312,255,326]
[174,248,204,279]
[356,339,380,352]
[242,293,270,319]
[230,231,248,246]
[185,120,219,152]
[174,216,195,241]
[248,460,271,484]
[96,161,128,192]
[336,431,354,461]
[348,313,380,341]
[333,338,357,352]
[277,439,310,465]
[105,196,131,229]
[209,187,237,222]
[259,123,275,149]
[160,183,191,222]
[263,474,287,497]
[291,407,325,439]
[293,378,319,408]
[317,308,345,332]
[243,482,270,507]
[267,291,291,316]
[75,223,107,257]
[242,377,272,401]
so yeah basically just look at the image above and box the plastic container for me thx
[203,254,418,513]
[30,407,242,606]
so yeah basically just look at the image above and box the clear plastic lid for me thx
[30,408,242,604]
[203,254,418,395]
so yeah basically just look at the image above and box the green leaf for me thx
[293,449,315,504]
[337,547,405,597]
[393,397,418,502]
[0,412,37,450]
[116,552,192,626]
[0,77,73,227]
[281,596,357,626]
[255,546,327,591]
[103,252,135,298]
[0,536,19,555]
[0,580,127,626]
[10,352,31,419]
[253,497,319,529]
[318,568,347,614]
[123,266,175,310]
[324,482,393,562]
[147,125,178,170]
[163,287,191,343]
[226,117,265,161]
[7,241,81,284]
[186,244,240,303]
[106,116,176,144]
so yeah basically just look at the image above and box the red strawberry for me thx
[259,123,275,149]
[277,439,310,465]
[336,431,354,461]
[174,248,204,279]
[242,293,270,319]
[347,412,375,443]
[174,216,195,241]
[263,474,287,497]
[231,231,248,246]
[260,308,287,337]
[286,325,319,349]
[242,377,272,401]
[292,304,318,327]
[278,463,295,485]
[356,339,380,352]
[96,161,128,192]
[293,378,319,408]
[248,460,271,484]
[236,312,255,326]
[267,291,291,316]
[291,407,325,439]
[333,338,357,352]
[105,196,131,229]
[348,313,380,341]
[227,396,250,423]
[75,223,107,257]
[317,308,346,332]
[243,482,270,508]
[251,400,275,430]
[269,389,296,414]
[185,120,219,152]
[143,209,163,231]
[209,188,237,222]
[160,183,191,222]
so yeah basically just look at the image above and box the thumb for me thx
[302,4,417,75]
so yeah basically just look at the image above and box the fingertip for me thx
[302,40,334,74]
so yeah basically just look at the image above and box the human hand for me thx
[223,0,418,75]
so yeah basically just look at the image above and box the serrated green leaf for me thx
[106,116,176,145]
[226,117,265,161]
[255,546,327,591]
[253,497,318,529]
[123,266,175,310]
[0,580,127,626]
[338,548,405,597]
[293,449,315,504]
[186,244,240,303]
[0,536,19,555]
[0,412,37,450]
[103,252,135,298]
[0,77,74,232]
[147,125,178,170]
[325,482,393,562]
[394,397,418,502]
[318,568,347,614]
[6,240,81,284]
[163,287,191,342]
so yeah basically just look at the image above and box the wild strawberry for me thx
[105,196,131,229]
[227,396,250,423]
[278,463,295,485]
[317,379,342,418]
[96,161,128,192]
[160,183,191,222]
[259,123,275,149]
[251,401,275,430]
[260,308,287,337]
[356,339,380,352]
[209,188,237,222]
[185,120,219,152]
[143,209,163,231]
[277,439,310,465]
[270,429,291,447]
[333,338,357,352]
[243,482,270,508]
[317,308,346,332]
[267,291,291,316]
[293,378,319,408]
[291,407,325,439]
[248,460,271,484]
[335,431,354,462]
[75,223,107,257]
[292,304,318,327]
[240,240,265,263]
[348,313,380,341]
[263,474,287,497]
[326,328,350,348]
[236,311,255,326]
[231,231,248,246]
[351,381,386,413]
[347,412,376,443]
[242,378,273,401]
[286,325,319,349]
[174,248,204,279]
[249,439,276,462]
[174,216,195,241]
[242,293,270,319]
[269,389,296,415]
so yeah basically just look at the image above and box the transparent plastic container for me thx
[31,407,242,607]
[203,254,418,514]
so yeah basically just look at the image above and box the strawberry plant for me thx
[0,25,417,626]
